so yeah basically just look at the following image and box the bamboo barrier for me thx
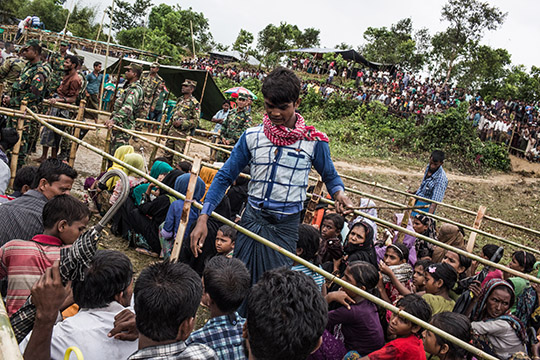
[69,100,86,167]
[467,206,487,253]
[8,102,26,188]
[170,157,201,262]
[0,108,99,130]
[397,197,416,243]
[339,173,540,237]
[21,110,508,359]
[303,178,324,225]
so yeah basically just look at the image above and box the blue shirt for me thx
[202,125,344,217]
[415,165,448,203]
[86,72,103,95]
[292,264,325,290]
[186,313,246,360]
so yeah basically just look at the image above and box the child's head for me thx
[215,225,236,255]
[388,294,432,338]
[384,243,409,266]
[246,268,327,360]
[412,214,430,235]
[42,194,90,244]
[442,249,472,276]
[482,244,504,263]
[413,259,433,291]
[202,256,250,314]
[262,67,301,105]
[342,261,379,298]
[423,312,471,360]
[297,224,320,263]
[320,213,344,241]
[509,251,536,273]
[424,263,457,294]
[13,166,37,194]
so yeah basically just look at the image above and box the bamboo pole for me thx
[303,178,324,225]
[190,20,196,59]
[93,11,106,53]
[99,0,115,112]
[339,173,540,237]
[467,205,487,253]
[397,197,416,243]
[18,111,508,359]
[101,128,112,172]
[8,101,26,188]
[0,298,23,359]
[110,56,123,108]
[0,108,99,129]
[199,71,209,106]
[190,136,233,151]
[183,136,192,155]
[69,100,86,167]
[170,157,201,262]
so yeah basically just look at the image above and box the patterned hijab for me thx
[262,112,328,146]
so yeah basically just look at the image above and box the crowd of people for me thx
[0,63,538,360]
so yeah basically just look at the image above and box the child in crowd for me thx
[412,259,432,293]
[292,224,325,292]
[0,165,37,203]
[421,263,457,315]
[469,244,504,286]
[0,194,89,315]
[186,256,250,359]
[441,248,472,299]
[326,261,385,355]
[319,213,345,267]
[506,250,537,313]
[411,214,436,259]
[378,243,413,304]
[423,312,472,360]
[215,225,236,258]
[360,294,432,359]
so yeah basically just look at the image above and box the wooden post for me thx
[9,101,27,188]
[467,205,487,253]
[183,136,192,155]
[110,56,124,109]
[69,100,86,167]
[397,197,416,243]
[303,178,324,225]
[170,157,201,262]
[209,136,218,162]
[101,128,112,172]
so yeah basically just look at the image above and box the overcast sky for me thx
[78,0,539,70]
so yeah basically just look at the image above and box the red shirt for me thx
[368,335,426,360]
[57,71,82,101]
[0,235,67,315]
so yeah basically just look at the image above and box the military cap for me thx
[182,79,197,87]
[151,62,160,68]
[126,63,143,76]
[237,92,250,100]
[22,39,40,49]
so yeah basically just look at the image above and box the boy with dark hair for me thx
[245,267,327,360]
[360,294,432,359]
[292,224,325,291]
[0,127,20,194]
[0,158,77,246]
[128,261,216,359]
[0,194,89,315]
[215,224,236,257]
[0,165,37,203]
[192,67,353,285]
[187,256,250,359]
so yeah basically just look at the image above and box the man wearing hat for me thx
[216,92,252,161]
[0,46,27,95]
[105,63,144,154]
[47,41,69,93]
[2,39,48,166]
[164,79,200,163]
[139,62,164,122]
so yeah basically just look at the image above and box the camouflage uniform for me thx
[164,94,200,163]
[139,70,164,120]
[0,56,27,94]
[9,59,48,163]
[216,106,252,162]
[48,51,66,94]
[109,80,144,154]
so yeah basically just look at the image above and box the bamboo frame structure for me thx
[22,110,503,359]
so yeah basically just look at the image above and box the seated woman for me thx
[469,278,527,359]
[109,153,145,206]
[431,223,464,263]
[131,158,173,206]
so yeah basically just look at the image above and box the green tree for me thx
[497,65,540,103]
[295,27,320,48]
[232,29,254,60]
[109,0,152,32]
[334,42,352,50]
[67,4,102,40]
[429,0,507,86]
[17,0,68,32]
[362,18,429,72]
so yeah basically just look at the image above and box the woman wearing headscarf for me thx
[431,223,464,263]
[131,160,173,206]
[127,169,183,257]
[469,278,527,359]
[159,173,206,259]
[411,213,437,259]
[105,145,135,190]
[109,153,145,205]
[344,219,378,269]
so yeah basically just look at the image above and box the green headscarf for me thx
[132,160,173,205]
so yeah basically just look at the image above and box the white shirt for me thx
[471,320,526,359]
[20,302,138,360]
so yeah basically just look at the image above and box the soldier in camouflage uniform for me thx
[139,62,164,123]
[105,64,144,155]
[0,50,27,95]
[164,79,200,164]
[216,92,252,162]
[2,40,48,165]
[48,41,68,95]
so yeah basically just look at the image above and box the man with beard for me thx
[36,55,81,162]
[164,79,200,163]
[105,64,144,154]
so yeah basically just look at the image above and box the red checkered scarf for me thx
[262,113,329,146]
